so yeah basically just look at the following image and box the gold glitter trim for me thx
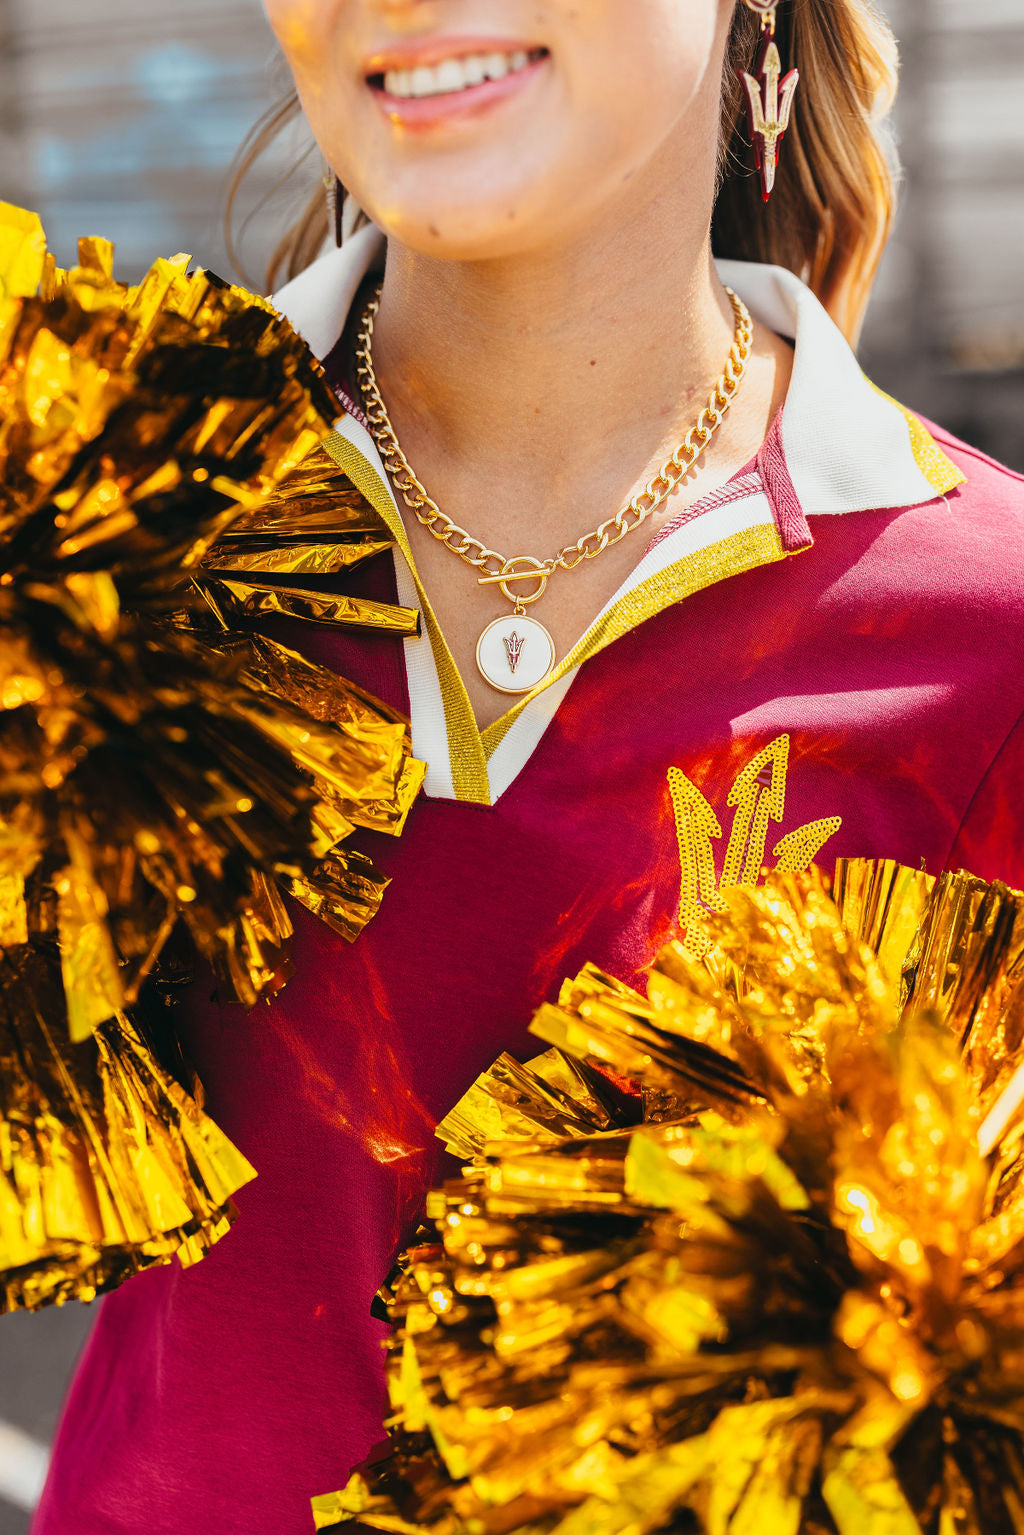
[322,438,804,804]
[869,382,967,498]
[323,431,491,806]
[481,523,793,758]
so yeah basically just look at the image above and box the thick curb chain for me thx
[354,286,754,601]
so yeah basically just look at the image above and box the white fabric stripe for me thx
[0,1419,49,1511]
[717,259,938,515]
[333,406,388,480]
[488,671,577,803]
[332,415,455,800]
[486,491,775,801]
[392,547,455,800]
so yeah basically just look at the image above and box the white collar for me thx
[274,228,962,521]
[272,231,964,807]
[273,224,386,362]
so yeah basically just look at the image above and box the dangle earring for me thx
[738,0,799,203]
[332,176,344,247]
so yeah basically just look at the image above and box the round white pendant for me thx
[475,614,556,694]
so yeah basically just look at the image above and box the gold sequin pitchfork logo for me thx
[669,733,841,954]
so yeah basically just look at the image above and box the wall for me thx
[3,0,1023,465]
[862,0,1024,467]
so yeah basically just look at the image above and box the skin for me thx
[264,0,794,728]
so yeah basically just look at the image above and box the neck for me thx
[367,160,737,523]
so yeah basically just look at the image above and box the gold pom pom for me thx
[0,206,424,1308]
[0,200,423,1014]
[318,861,1024,1535]
[0,949,256,1312]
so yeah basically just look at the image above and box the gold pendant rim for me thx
[475,615,556,695]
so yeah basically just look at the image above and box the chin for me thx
[357,178,565,263]
[377,212,545,263]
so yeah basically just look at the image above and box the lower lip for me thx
[370,55,548,131]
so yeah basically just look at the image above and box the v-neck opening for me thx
[322,421,799,808]
[319,304,778,766]
[279,238,968,808]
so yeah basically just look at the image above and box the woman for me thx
[34,1,1024,1532]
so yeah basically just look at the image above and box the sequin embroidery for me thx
[670,735,842,953]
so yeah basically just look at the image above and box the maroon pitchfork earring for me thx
[739,0,799,202]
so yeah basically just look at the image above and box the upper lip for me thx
[362,37,544,77]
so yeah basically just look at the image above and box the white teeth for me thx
[435,58,465,92]
[381,49,538,100]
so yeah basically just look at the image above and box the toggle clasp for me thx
[477,555,551,607]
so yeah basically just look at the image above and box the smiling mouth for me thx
[367,47,548,102]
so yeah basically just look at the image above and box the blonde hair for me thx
[228,0,899,343]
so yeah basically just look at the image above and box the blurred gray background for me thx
[0,0,1022,1529]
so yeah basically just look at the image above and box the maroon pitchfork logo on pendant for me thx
[503,631,526,674]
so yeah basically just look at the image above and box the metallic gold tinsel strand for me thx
[316,861,1024,1535]
[0,205,424,1308]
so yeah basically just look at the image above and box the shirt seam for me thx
[931,440,1024,486]
[946,697,1024,871]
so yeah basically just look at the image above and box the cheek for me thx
[567,0,722,123]
[263,0,356,134]
[267,0,730,261]
[555,8,723,194]
[262,0,334,75]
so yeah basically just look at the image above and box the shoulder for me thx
[907,419,1024,602]
[914,429,1024,885]
[789,401,1024,711]
[841,408,1024,597]
[843,417,1024,885]
[920,417,1024,513]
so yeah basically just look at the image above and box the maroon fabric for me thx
[34,426,1024,1534]
[757,411,813,553]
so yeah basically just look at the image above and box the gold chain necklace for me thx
[355,287,754,695]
